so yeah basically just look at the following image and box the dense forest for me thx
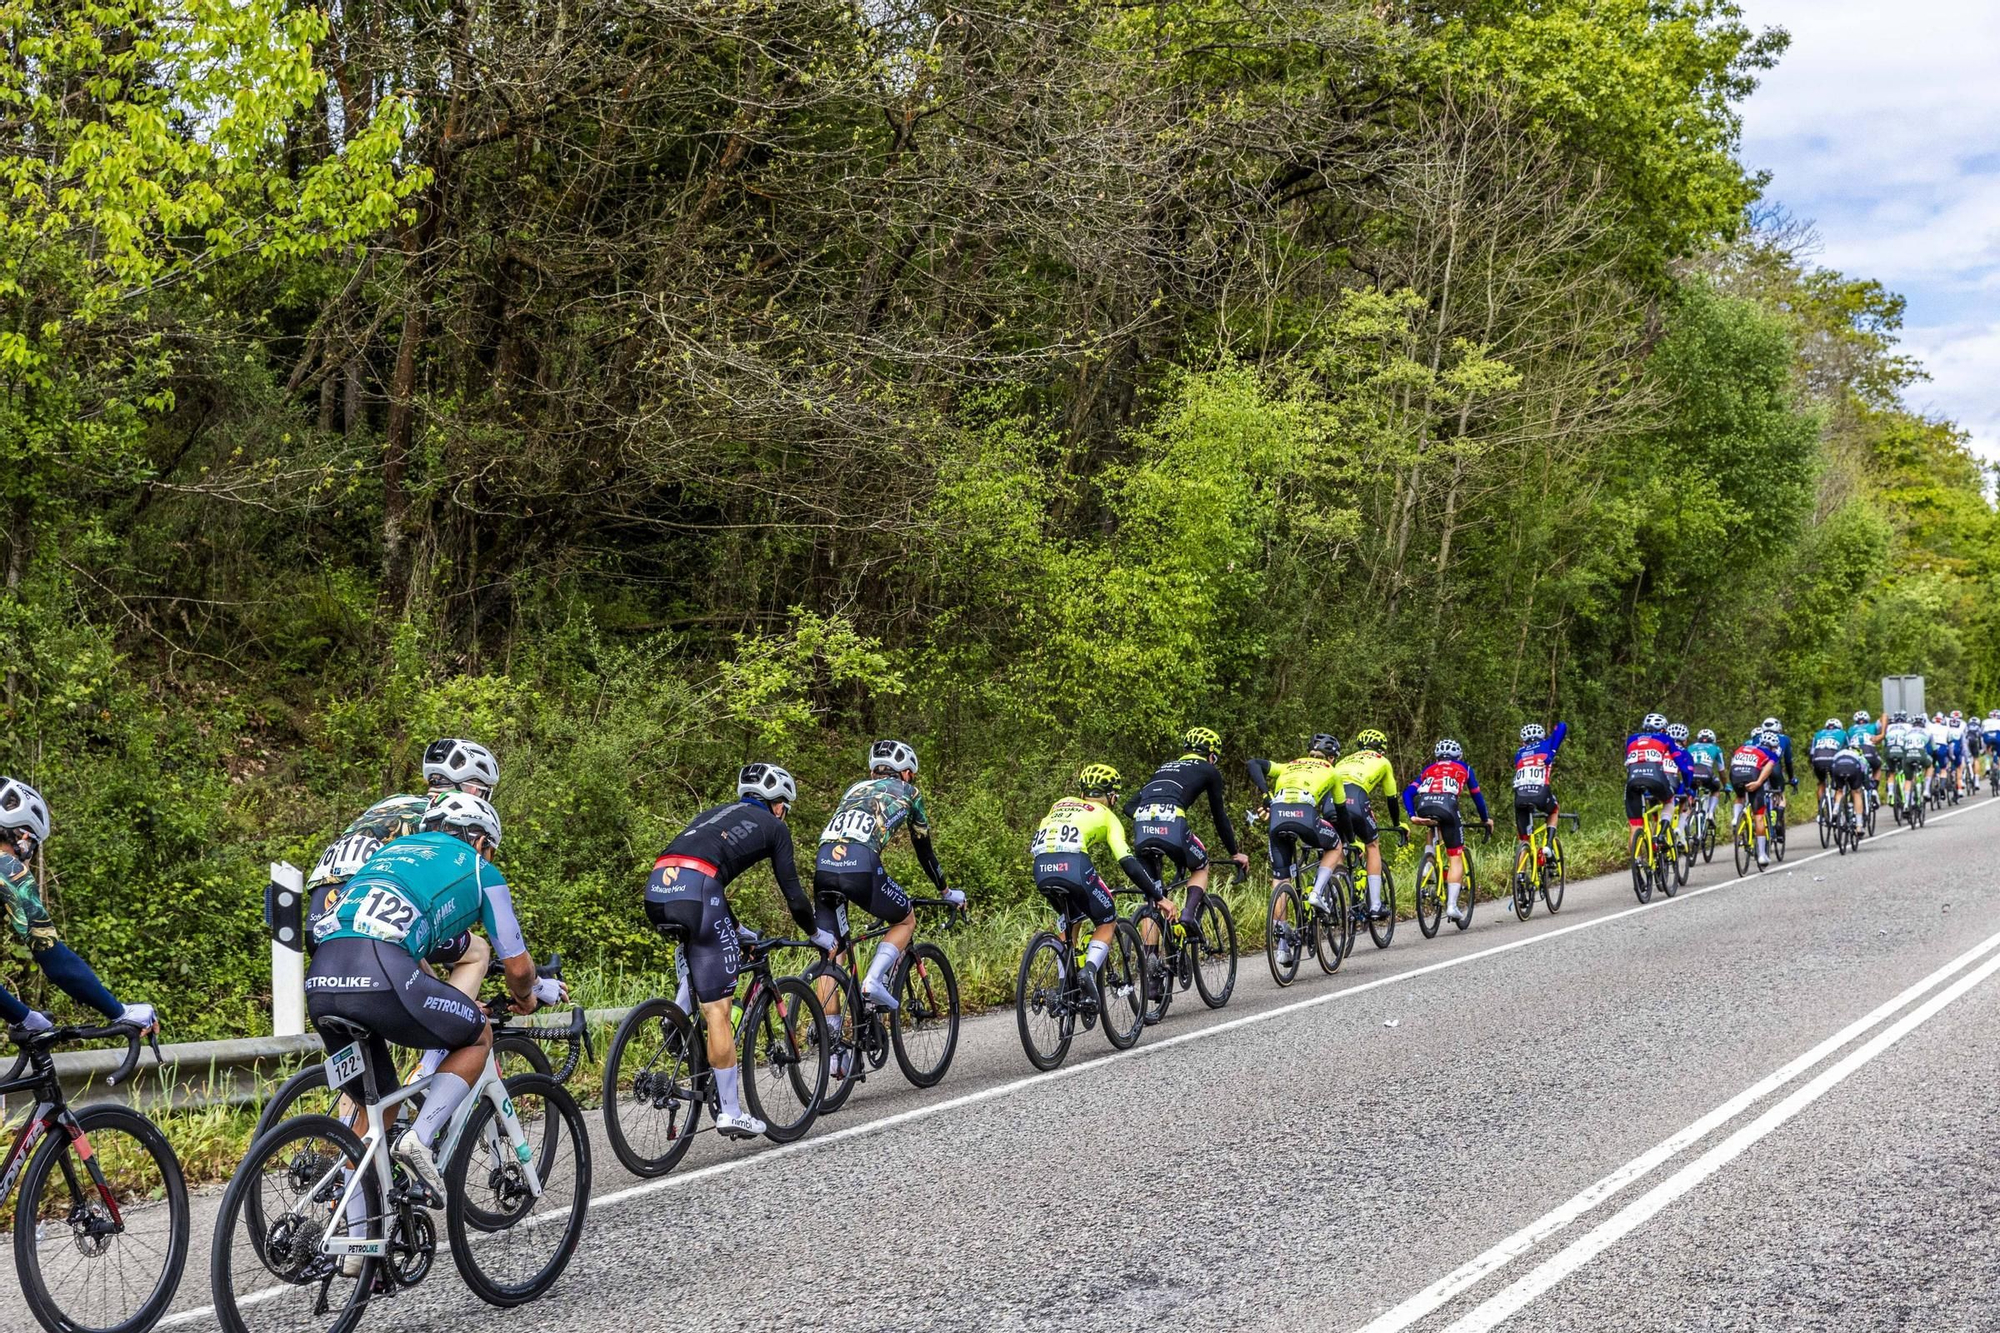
[3,0,1993,1031]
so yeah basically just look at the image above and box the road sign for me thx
[1882,675,1925,717]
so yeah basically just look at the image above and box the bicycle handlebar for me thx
[906,896,967,929]
[4,1021,161,1087]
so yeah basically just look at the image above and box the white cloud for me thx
[1902,322,2000,461]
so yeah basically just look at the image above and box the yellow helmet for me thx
[1181,726,1221,759]
[1356,728,1388,751]
[1078,763,1121,798]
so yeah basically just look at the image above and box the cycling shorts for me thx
[1032,855,1116,926]
[1413,794,1465,852]
[1329,783,1382,848]
[1830,754,1868,789]
[1131,809,1209,874]
[1626,764,1676,817]
[1810,755,1835,778]
[643,866,743,1004]
[813,846,912,936]
[1513,789,1558,837]
[305,938,487,1096]
[1267,802,1335,878]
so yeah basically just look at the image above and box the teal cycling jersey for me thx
[1686,742,1724,770]
[1809,726,1847,759]
[314,831,526,963]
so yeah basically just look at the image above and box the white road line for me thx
[1441,933,2000,1332]
[167,794,2000,1329]
[1351,921,2000,1333]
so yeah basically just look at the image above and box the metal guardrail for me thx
[22,1008,636,1112]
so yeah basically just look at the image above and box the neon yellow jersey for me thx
[1030,796,1134,864]
[1331,749,1398,807]
[1268,756,1340,805]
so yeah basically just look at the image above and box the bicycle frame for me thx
[318,1043,540,1259]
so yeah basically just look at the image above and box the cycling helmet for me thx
[1308,733,1341,758]
[422,738,499,793]
[1696,728,1716,743]
[1181,726,1222,759]
[1641,712,1668,732]
[737,762,797,805]
[421,791,502,849]
[1758,730,1783,749]
[1952,709,1964,720]
[1760,716,1781,733]
[1433,738,1463,762]
[0,778,50,846]
[1852,710,1871,725]
[868,739,919,776]
[1520,723,1545,744]
[1823,717,1842,731]
[1892,710,1908,723]
[1356,728,1388,751]
[1667,723,1689,743]
[1078,763,1121,798]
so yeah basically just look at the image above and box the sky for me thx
[1736,0,2000,460]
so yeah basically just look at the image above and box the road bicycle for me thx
[1815,781,1837,849]
[1890,762,1926,828]
[250,954,588,1151]
[1831,785,1867,856]
[2,1020,184,1333]
[1510,812,1578,920]
[1264,866,1348,986]
[1688,789,1720,863]
[210,995,590,1333]
[802,895,963,1114]
[1628,791,1676,903]
[1729,786,1784,875]
[1414,819,1490,935]
[601,928,830,1178]
[1129,858,1240,1022]
[1014,905,1148,1070]
[1988,754,1999,798]
[1332,826,1403,955]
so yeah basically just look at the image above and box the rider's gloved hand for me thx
[810,929,839,953]
[531,977,567,1008]
[942,887,967,909]
[16,1009,53,1034]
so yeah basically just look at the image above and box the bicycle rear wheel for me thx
[601,998,701,1178]
[1416,853,1444,937]
[1098,920,1148,1050]
[446,1074,589,1307]
[739,978,828,1142]
[16,1103,188,1333]
[1455,854,1477,930]
[1132,906,1174,1026]
[1817,792,1831,848]
[1265,883,1304,986]
[891,942,961,1087]
[1015,933,1074,1071]
[1512,843,1534,921]
[209,1114,374,1333]
[1366,865,1397,949]
[1630,827,1654,904]
[1314,880,1350,974]
[1543,837,1566,913]
[1655,831,1677,898]
[801,961,862,1114]
[1190,894,1237,1008]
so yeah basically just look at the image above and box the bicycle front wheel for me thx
[1416,853,1444,937]
[601,998,702,1178]
[740,978,828,1142]
[446,1073,590,1308]
[1098,919,1149,1050]
[209,1113,374,1333]
[1191,894,1237,1008]
[1015,933,1074,1071]
[891,942,961,1087]
[15,1103,188,1333]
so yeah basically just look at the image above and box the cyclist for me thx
[1949,710,1971,793]
[1510,722,1568,859]
[1982,708,2000,785]
[1326,728,1407,922]
[1884,711,1922,811]
[1124,726,1249,943]
[1728,731,1783,869]
[1966,715,1986,787]
[1751,716,1797,808]
[1808,717,1847,811]
[1830,732,1871,841]
[1926,712,1951,798]
[1247,735,1343,960]
[1624,712,1686,842]
[1402,739,1492,926]
[645,763,833,1140]
[306,793,562,1203]
[1030,765,1166,998]
[813,740,961,1041]
[1665,723,1698,847]
[1849,710,1883,806]
[0,779,156,1034]
[1686,728,1726,829]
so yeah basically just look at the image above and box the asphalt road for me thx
[23,787,2000,1333]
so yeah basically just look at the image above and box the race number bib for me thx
[1133,803,1178,822]
[350,886,418,944]
[820,807,880,844]
[1032,822,1086,854]
[1513,762,1549,789]
[310,833,383,887]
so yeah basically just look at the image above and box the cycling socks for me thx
[1311,865,1335,906]
[37,942,122,1019]
[673,977,692,1014]
[1366,874,1382,913]
[411,1072,470,1148]
[714,1064,743,1117]
[1084,939,1109,977]
[415,1048,446,1079]
[1445,881,1461,915]
[864,941,902,993]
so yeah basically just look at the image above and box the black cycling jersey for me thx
[659,799,812,929]
[1123,755,1239,856]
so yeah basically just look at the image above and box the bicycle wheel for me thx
[1512,842,1535,922]
[1133,907,1174,1026]
[1455,854,1477,930]
[1701,810,1717,862]
[1314,880,1350,974]
[1655,831,1677,898]
[1672,826,1691,887]
[443,1073,588,1307]
[1367,865,1397,949]
[1630,827,1654,904]
[801,961,862,1114]
[1817,792,1831,848]
[740,977,828,1142]
[1190,894,1237,1008]
[890,942,961,1087]
[1015,933,1074,1071]
[601,998,702,1178]
[15,1103,188,1333]
[1772,804,1788,861]
[209,1114,374,1333]
[1416,853,1444,937]
[1099,919,1148,1050]
[1543,837,1566,913]
[1265,883,1304,986]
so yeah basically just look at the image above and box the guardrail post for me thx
[266,861,306,1037]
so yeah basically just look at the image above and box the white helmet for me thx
[1667,723,1689,743]
[1642,712,1668,732]
[423,738,499,793]
[0,778,50,845]
[1851,711,1871,725]
[1758,730,1783,749]
[1519,723,1545,745]
[868,739,918,776]
[1432,738,1463,762]
[421,791,502,849]
[1761,716,1781,733]
[738,762,797,805]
